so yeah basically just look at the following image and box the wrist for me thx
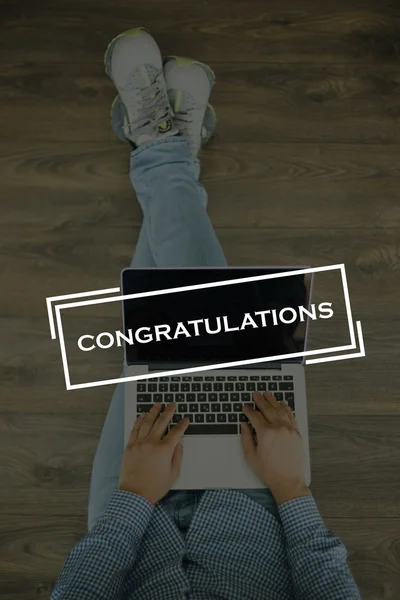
[270,481,311,507]
[118,484,157,506]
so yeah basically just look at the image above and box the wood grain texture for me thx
[1,0,400,597]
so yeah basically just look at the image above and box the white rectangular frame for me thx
[48,263,363,390]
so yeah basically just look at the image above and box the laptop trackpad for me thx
[172,434,265,490]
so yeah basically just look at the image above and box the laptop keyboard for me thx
[136,374,295,435]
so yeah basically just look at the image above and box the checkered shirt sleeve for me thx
[279,496,361,599]
[51,490,154,599]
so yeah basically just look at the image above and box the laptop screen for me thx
[121,267,310,366]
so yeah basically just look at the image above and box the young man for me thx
[51,29,361,599]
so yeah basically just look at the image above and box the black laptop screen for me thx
[121,268,309,365]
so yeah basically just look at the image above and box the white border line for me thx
[47,264,363,390]
[305,321,365,365]
[46,287,120,340]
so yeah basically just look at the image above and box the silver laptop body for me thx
[123,267,311,489]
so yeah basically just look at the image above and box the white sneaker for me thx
[104,28,178,146]
[163,56,216,155]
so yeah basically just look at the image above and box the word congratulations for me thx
[77,302,333,352]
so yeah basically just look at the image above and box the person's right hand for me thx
[241,391,311,506]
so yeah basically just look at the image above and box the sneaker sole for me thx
[163,55,216,89]
[104,26,149,77]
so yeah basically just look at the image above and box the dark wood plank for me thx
[1,0,400,64]
[0,413,399,518]
[1,62,400,143]
[1,227,399,318]
[1,142,400,229]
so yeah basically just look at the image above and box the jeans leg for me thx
[88,137,226,530]
[129,136,227,267]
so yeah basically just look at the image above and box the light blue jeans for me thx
[88,136,278,531]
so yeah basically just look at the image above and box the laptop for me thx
[123,267,311,489]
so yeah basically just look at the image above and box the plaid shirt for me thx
[52,489,360,599]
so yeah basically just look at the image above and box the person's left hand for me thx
[119,403,189,505]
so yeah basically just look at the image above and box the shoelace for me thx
[128,73,172,131]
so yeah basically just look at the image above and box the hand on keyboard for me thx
[119,403,189,505]
[241,392,311,506]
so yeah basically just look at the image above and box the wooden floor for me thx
[1,0,400,597]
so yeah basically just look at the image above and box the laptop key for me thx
[206,413,216,423]
[268,383,278,391]
[205,376,214,381]
[211,403,220,412]
[258,382,267,391]
[172,413,181,423]
[170,383,179,392]
[154,393,162,402]
[261,375,271,381]
[235,383,245,391]
[185,424,238,435]
[272,376,282,381]
[283,375,293,380]
[160,376,169,382]
[233,403,242,412]
[228,413,238,423]
[214,383,223,391]
[279,382,294,391]
[216,376,226,381]
[137,394,152,402]
[137,383,147,392]
[250,375,260,380]
[148,383,157,392]
[225,382,234,391]
[185,414,194,423]
[246,382,256,391]
[285,392,294,402]
[239,413,248,422]
[222,403,231,412]
[159,383,168,392]
[203,383,212,391]
[219,393,229,402]
[189,404,198,412]
[181,383,190,392]
[239,376,248,380]
[275,393,283,401]
[176,393,185,402]
[137,404,150,413]
[241,393,251,402]
[171,376,180,382]
[200,404,210,412]
[227,376,237,380]
[178,403,188,412]
[195,414,205,423]
[209,393,218,402]
[194,376,203,381]
[231,393,240,402]
[192,383,201,392]
[183,376,192,381]
[187,393,195,402]
[198,393,207,402]
[165,393,174,402]
[217,413,227,422]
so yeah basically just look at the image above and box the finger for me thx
[253,392,281,425]
[242,404,267,436]
[149,403,176,439]
[137,403,163,440]
[127,413,145,446]
[164,416,190,446]
[282,402,298,430]
[171,442,184,479]
[240,421,258,467]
